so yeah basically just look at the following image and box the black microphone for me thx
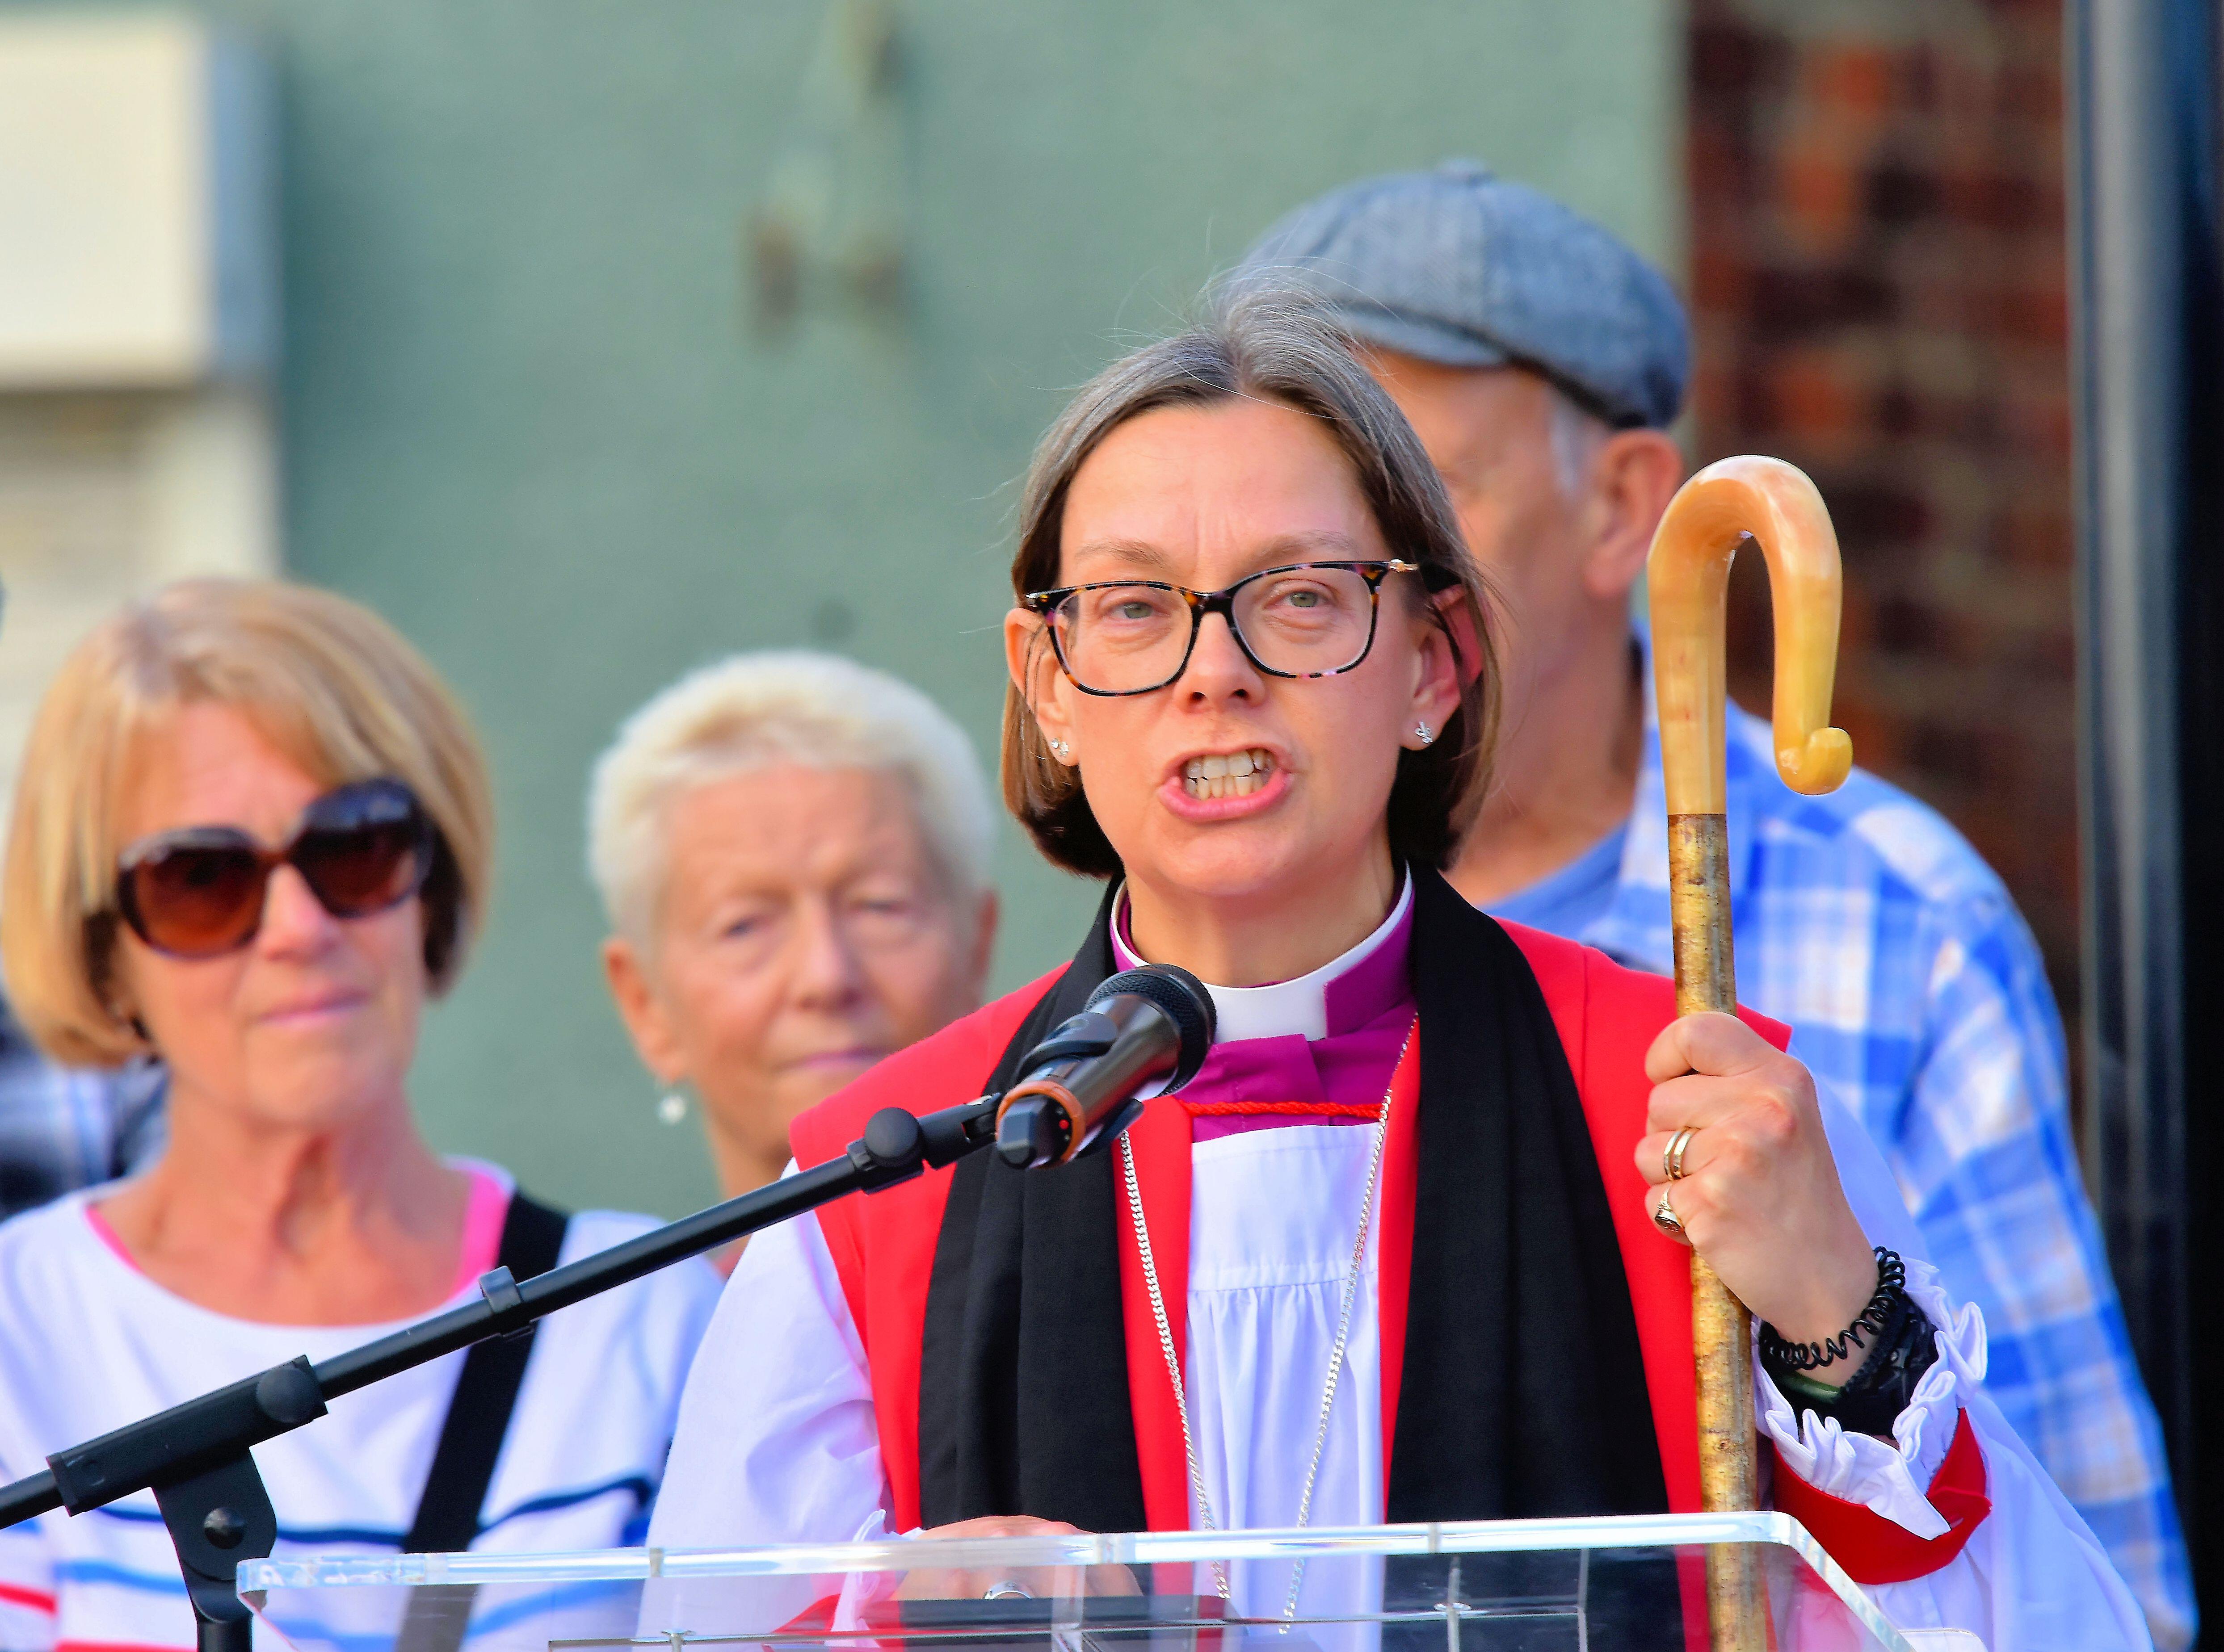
[994,964,1216,1170]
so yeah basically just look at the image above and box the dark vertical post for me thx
[2067,0,2224,1614]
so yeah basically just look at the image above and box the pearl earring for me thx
[1414,721,1435,747]
[657,1090,688,1126]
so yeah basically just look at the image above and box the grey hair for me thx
[1002,282,1501,877]
[587,650,993,948]
[1547,383,1612,499]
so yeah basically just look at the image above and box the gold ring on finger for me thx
[1652,1189,1685,1237]
[1665,1124,1699,1183]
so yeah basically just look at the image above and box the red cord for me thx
[1179,1099,1382,1117]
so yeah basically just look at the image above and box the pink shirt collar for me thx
[83,1164,511,1301]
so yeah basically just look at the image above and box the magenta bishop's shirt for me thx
[647,871,2152,1650]
[1110,877,1416,1138]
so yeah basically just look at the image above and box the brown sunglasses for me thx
[113,778,436,960]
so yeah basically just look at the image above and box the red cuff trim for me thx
[0,1581,56,1614]
[1771,1409,1992,1586]
[777,1595,839,1633]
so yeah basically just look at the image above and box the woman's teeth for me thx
[1181,749,1275,800]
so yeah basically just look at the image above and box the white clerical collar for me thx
[1110,872,1413,1043]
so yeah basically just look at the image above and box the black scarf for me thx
[916,864,1668,1530]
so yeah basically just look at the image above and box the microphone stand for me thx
[0,1097,1003,1652]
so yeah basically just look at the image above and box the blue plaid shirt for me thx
[0,999,164,1223]
[1491,643,2193,1650]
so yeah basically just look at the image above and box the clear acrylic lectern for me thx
[240,1511,1914,1652]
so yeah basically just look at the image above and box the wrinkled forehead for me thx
[1059,527,1381,590]
[642,756,963,919]
[1056,398,1387,588]
[109,698,343,846]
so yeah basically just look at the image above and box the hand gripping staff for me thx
[1647,456,1852,1651]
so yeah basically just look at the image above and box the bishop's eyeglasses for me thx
[1022,560,1422,696]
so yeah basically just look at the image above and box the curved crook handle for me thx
[1647,455,1853,814]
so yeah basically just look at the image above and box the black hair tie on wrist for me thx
[1758,1247,1942,1437]
[1759,1247,1904,1373]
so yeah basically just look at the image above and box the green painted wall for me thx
[92,0,1682,1215]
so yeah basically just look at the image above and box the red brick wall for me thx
[1687,0,2081,1061]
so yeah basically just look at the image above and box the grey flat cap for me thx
[1237,160,1688,429]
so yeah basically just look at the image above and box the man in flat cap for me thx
[1239,161,2190,1650]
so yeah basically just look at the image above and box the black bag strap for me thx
[401,1190,570,1555]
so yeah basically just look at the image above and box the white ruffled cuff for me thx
[1757,1258,1989,1539]
[828,1511,907,1631]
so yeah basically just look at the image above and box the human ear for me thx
[602,935,687,1086]
[1580,430,1686,601]
[1003,607,1079,764]
[103,943,144,1034]
[1406,590,1469,747]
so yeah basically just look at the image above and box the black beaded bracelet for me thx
[1757,1247,1904,1373]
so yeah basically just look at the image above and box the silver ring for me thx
[1665,1125,1698,1183]
[1652,1189,1685,1237]
[983,1581,1033,1600]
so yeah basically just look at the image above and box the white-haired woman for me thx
[590,651,998,1212]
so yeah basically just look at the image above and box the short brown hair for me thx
[2,579,495,1068]
[1002,286,1500,877]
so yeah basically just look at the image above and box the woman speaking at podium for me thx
[652,294,2144,1650]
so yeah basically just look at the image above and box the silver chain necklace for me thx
[1118,1021,1414,1619]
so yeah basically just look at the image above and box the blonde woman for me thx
[590,652,997,1216]
[0,580,719,1652]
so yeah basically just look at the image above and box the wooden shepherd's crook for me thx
[1647,456,1852,1652]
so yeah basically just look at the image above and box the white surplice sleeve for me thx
[1774,1039,2152,1651]
[647,1098,2152,1650]
[647,1161,895,1552]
